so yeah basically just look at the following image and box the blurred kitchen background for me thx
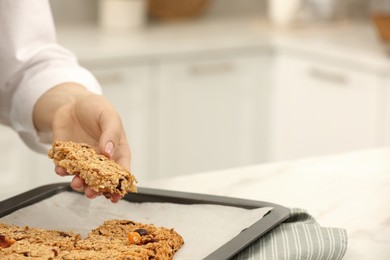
[1,0,390,198]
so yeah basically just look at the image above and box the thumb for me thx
[98,110,122,159]
[102,140,115,158]
[98,110,131,171]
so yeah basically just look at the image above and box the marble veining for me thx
[141,147,390,260]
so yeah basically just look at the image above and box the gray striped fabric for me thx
[234,208,348,260]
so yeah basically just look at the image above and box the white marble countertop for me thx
[57,17,390,75]
[141,147,390,260]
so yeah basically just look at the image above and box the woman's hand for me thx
[33,83,131,203]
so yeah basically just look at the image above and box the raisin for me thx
[144,238,158,244]
[103,193,112,200]
[59,232,71,238]
[116,179,124,190]
[121,221,135,225]
[134,229,148,236]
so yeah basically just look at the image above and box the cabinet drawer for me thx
[157,53,272,177]
[270,54,383,161]
[0,126,32,199]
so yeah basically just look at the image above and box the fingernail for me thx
[71,182,85,192]
[105,141,114,157]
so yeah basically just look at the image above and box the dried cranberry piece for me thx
[0,234,15,248]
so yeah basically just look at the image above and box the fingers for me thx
[70,175,85,192]
[98,109,122,159]
[98,109,131,171]
[55,165,67,176]
[103,193,122,203]
[84,187,99,199]
[51,95,129,203]
[64,173,121,203]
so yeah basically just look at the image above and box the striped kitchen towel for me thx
[234,208,348,260]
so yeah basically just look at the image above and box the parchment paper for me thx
[0,192,272,259]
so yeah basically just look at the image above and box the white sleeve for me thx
[0,0,102,153]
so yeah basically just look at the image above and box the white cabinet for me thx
[1,48,389,199]
[385,77,390,145]
[85,52,273,179]
[269,52,386,161]
[0,126,33,199]
[88,63,152,180]
[155,51,272,177]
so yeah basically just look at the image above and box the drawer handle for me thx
[189,62,234,76]
[308,67,348,85]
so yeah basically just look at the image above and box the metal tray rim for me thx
[0,182,290,260]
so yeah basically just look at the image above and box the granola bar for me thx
[48,141,137,196]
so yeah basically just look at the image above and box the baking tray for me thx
[0,182,290,259]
